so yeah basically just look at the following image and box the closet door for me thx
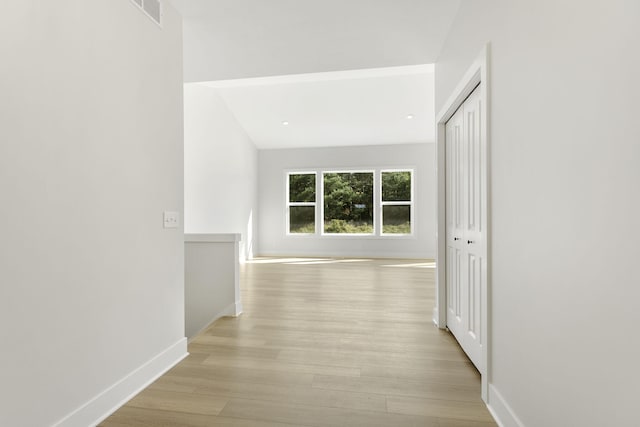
[446,85,484,371]
[445,105,466,356]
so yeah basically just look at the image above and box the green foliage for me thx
[290,222,315,233]
[289,174,315,202]
[289,206,315,233]
[382,222,411,234]
[382,171,411,201]
[324,219,373,234]
[288,171,412,235]
[323,172,373,227]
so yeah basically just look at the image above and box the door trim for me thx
[433,44,491,401]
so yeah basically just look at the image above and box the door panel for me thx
[446,85,484,372]
[445,106,466,343]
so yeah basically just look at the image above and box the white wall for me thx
[184,84,259,260]
[258,144,436,259]
[436,1,640,426]
[172,0,460,82]
[0,2,185,426]
[185,234,241,339]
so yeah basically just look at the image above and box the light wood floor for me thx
[101,257,497,427]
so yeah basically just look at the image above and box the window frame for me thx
[285,171,318,236]
[380,169,414,236]
[320,169,376,236]
[284,167,415,238]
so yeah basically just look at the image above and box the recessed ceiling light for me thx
[406,114,414,120]
[282,121,289,126]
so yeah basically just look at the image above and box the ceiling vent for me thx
[131,0,162,27]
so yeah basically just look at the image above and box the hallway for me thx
[102,258,495,426]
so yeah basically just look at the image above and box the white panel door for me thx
[446,85,484,371]
[445,105,466,351]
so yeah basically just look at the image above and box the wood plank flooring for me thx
[101,257,496,427]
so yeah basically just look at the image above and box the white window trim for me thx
[285,167,416,238]
[321,170,375,236]
[286,171,317,236]
[380,169,414,236]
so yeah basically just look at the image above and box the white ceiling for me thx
[168,0,459,149]
[168,0,460,82]
[199,65,435,149]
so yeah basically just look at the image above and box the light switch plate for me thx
[163,211,179,228]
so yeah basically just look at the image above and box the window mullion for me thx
[289,202,315,207]
[381,201,411,206]
[318,170,323,235]
[375,170,381,236]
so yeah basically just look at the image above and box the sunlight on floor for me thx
[288,259,372,265]
[246,258,327,264]
[381,261,436,269]
[246,257,435,268]
[246,258,374,265]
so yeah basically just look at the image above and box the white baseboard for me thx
[432,307,440,327]
[218,301,236,318]
[219,301,242,318]
[486,384,525,427]
[234,300,243,316]
[53,338,188,427]
[188,302,243,342]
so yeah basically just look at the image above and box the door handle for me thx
[454,237,460,241]
[467,240,473,244]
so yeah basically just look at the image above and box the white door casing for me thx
[435,45,490,400]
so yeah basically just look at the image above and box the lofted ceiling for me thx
[168,0,460,149]
[199,65,434,149]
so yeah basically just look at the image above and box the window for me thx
[287,173,316,234]
[286,168,414,237]
[323,172,374,234]
[381,170,413,234]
